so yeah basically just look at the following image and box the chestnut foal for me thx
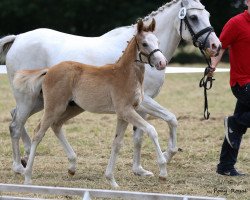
[14,19,167,187]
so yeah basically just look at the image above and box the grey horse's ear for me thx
[137,19,144,33]
[148,18,156,32]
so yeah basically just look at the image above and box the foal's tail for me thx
[0,35,16,64]
[13,68,49,94]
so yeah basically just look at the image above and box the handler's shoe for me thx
[217,168,245,176]
[224,117,240,149]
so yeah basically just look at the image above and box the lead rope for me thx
[198,48,215,120]
[179,2,215,119]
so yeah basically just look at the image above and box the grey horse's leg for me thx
[9,88,44,174]
[10,96,44,168]
[9,103,33,174]
[137,95,178,163]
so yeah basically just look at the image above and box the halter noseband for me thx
[135,38,162,68]
[138,49,162,68]
[179,2,214,50]
[135,38,161,67]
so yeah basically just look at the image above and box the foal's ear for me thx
[137,19,144,34]
[148,18,156,32]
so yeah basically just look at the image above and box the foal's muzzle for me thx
[138,49,167,70]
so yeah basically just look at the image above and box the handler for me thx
[211,0,250,176]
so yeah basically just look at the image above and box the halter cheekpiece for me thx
[179,2,214,50]
[135,38,162,68]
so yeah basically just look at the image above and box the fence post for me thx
[82,191,91,200]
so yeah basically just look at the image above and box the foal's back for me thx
[43,61,115,114]
[42,55,142,115]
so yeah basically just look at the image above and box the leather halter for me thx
[179,2,214,50]
[135,38,162,68]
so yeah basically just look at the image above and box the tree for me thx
[0,0,166,36]
[0,0,245,36]
[202,0,246,35]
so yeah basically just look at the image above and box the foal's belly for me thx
[73,92,115,114]
[83,103,115,114]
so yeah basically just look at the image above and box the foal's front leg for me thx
[132,112,154,177]
[126,109,167,180]
[105,118,128,188]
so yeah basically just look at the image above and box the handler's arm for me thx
[211,49,226,69]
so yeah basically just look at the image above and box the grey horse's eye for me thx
[142,42,148,47]
[189,15,198,22]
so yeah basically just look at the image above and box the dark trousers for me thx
[217,83,248,171]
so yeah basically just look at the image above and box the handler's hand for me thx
[208,66,216,77]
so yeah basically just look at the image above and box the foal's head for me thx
[135,19,167,70]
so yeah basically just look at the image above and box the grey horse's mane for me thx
[143,0,181,21]
[143,0,200,21]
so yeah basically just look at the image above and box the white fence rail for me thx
[0,183,226,200]
[0,65,229,74]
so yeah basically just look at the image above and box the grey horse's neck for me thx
[143,0,182,61]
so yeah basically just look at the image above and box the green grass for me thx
[0,70,249,200]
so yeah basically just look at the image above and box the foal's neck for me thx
[117,37,138,68]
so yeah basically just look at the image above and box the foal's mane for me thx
[116,36,137,66]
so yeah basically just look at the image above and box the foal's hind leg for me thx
[24,119,52,184]
[52,125,77,175]
[24,102,71,184]
[51,105,84,176]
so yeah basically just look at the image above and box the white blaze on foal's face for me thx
[138,32,167,70]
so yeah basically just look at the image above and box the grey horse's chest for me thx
[143,67,165,98]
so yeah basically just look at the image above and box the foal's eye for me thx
[142,42,148,47]
[189,15,198,22]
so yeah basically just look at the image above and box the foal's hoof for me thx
[159,170,168,181]
[106,177,119,188]
[68,169,75,176]
[159,176,167,181]
[110,181,119,188]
